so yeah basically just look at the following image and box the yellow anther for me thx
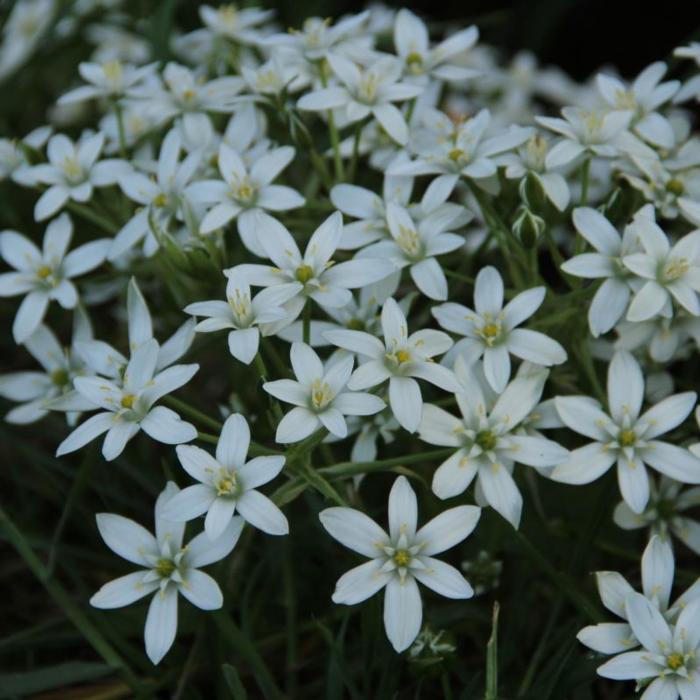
[394,550,411,567]
[153,193,168,208]
[295,264,315,283]
[618,429,636,447]
[36,265,51,279]
[667,653,684,671]
[667,179,685,196]
[155,558,176,578]
[121,394,136,409]
[396,349,411,363]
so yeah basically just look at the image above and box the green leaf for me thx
[485,602,499,700]
[0,661,113,696]
[222,664,248,700]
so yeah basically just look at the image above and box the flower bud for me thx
[518,171,547,213]
[512,206,545,248]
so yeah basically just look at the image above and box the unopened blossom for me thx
[432,265,566,392]
[298,54,423,145]
[389,108,532,191]
[577,536,699,657]
[110,129,201,259]
[186,142,304,254]
[58,60,157,104]
[263,342,385,443]
[231,211,395,325]
[56,338,198,460]
[357,200,465,300]
[0,214,110,342]
[162,414,288,538]
[420,358,568,528]
[0,313,94,424]
[596,62,679,148]
[501,133,570,211]
[184,269,295,364]
[553,350,700,513]
[622,214,700,322]
[393,9,479,84]
[320,475,480,652]
[91,482,244,665]
[29,132,130,221]
[536,107,632,168]
[560,207,643,337]
[324,297,459,432]
[198,4,272,44]
[614,476,700,555]
[578,537,700,700]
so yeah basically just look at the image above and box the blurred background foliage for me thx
[1,1,700,699]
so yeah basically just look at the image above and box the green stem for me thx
[485,602,499,700]
[65,201,120,235]
[347,119,364,182]
[254,351,284,422]
[302,299,311,344]
[0,504,145,694]
[163,395,222,432]
[321,448,454,478]
[114,100,128,159]
[579,156,591,207]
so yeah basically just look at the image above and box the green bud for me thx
[512,206,545,248]
[519,172,548,213]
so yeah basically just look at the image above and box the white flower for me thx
[298,54,422,146]
[561,207,643,337]
[393,9,479,84]
[356,199,464,301]
[198,4,273,44]
[0,125,52,185]
[29,132,131,221]
[389,108,532,188]
[232,211,395,323]
[320,475,479,652]
[0,214,109,342]
[162,414,287,538]
[110,129,201,259]
[613,476,700,556]
[58,60,157,104]
[241,55,300,97]
[184,269,294,364]
[65,277,195,384]
[90,482,244,665]
[324,297,459,433]
[0,312,95,424]
[553,350,700,513]
[577,535,699,657]
[56,338,198,460]
[420,358,568,528]
[263,342,385,443]
[0,0,55,81]
[186,142,304,253]
[622,215,700,322]
[501,133,571,211]
[596,62,679,148]
[432,266,566,392]
[536,107,633,168]
[129,62,245,133]
[578,537,700,700]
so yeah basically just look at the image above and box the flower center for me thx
[295,264,315,284]
[393,549,411,567]
[667,653,685,671]
[358,74,379,103]
[36,264,52,279]
[155,558,176,578]
[121,394,136,409]
[228,290,252,326]
[310,379,334,410]
[666,178,685,196]
[346,318,365,331]
[614,89,636,111]
[476,430,497,451]
[153,193,168,208]
[61,157,84,184]
[618,429,636,447]
[234,178,256,204]
[396,224,424,260]
[216,471,239,497]
[103,60,123,85]
[51,368,69,386]
[406,51,424,75]
[477,321,502,346]
[661,257,689,282]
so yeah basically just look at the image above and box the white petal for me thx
[572,207,620,255]
[319,506,388,557]
[238,455,286,489]
[474,266,503,315]
[478,462,522,528]
[95,513,158,566]
[416,505,481,555]
[597,571,635,618]
[140,406,197,445]
[643,441,700,484]
[102,420,140,460]
[217,413,250,469]
[204,497,237,540]
[13,290,49,343]
[186,516,244,567]
[642,535,674,611]
[412,557,473,599]
[179,569,223,611]
[617,455,650,514]
[144,587,178,665]
[160,484,215,522]
[333,391,385,416]
[388,475,418,541]
[410,257,448,300]
[56,412,114,457]
[608,350,644,423]
[551,443,616,484]
[388,375,422,433]
[589,278,630,337]
[597,650,662,681]
[332,559,390,605]
[507,328,567,366]
[639,392,696,440]
[432,450,478,499]
[275,406,319,443]
[383,576,422,652]
[175,444,220,483]
[577,622,637,654]
[624,592,672,654]
[90,571,159,609]
[236,490,288,535]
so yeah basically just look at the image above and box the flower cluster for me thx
[2,3,700,695]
